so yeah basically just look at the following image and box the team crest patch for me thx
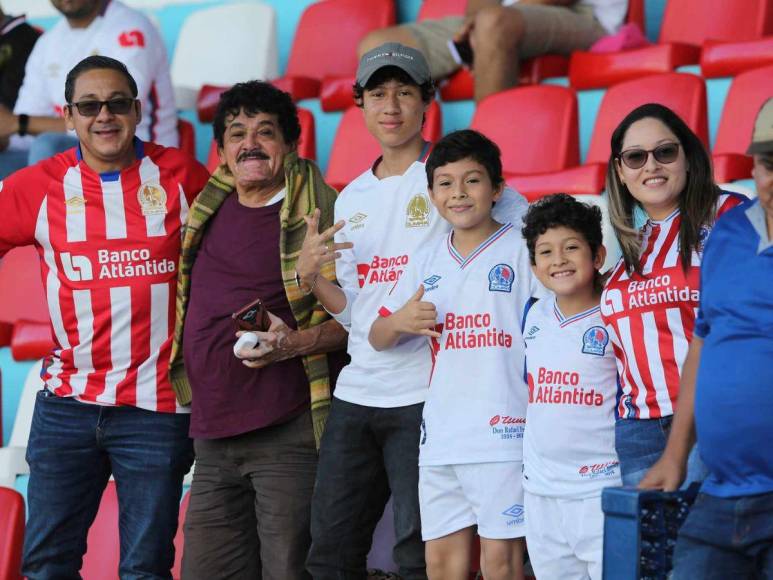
[65,195,86,214]
[406,193,430,228]
[697,225,711,253]
[582,326,609,356]
[488,263,514,293]
[137,182,167,216]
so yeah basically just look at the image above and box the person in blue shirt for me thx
[640,97,773,579]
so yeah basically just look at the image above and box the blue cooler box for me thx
[602,485,699,579]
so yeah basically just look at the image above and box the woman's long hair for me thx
[605,103,720,275]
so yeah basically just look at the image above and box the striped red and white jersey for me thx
[600,192,744,419]
[0,140,210,413]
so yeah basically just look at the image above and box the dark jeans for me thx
[182,410,318,580]
[307,398,426,580]
[23,389,194,580]
[615,417,708,487]
[672,491,773,579]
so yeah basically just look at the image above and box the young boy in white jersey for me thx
[370,130,541,580]
[298,45,528,579]
[520,194,621,580]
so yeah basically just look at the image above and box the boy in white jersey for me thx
[520,194,620,580]
[370,130,539,580]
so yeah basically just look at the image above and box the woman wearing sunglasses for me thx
[600,103,744,486]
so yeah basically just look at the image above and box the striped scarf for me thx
[169,151,339,448]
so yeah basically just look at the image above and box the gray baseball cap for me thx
[748,97,773,155]
[356,42,431,87]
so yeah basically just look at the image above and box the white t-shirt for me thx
[14,0,178,147]
[523,295,621,498]
[506,0,627,34]
[381,224,541,465]
[332,156,529,408]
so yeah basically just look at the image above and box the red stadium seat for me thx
[273,0,395,102]
[569,0,773,89]
[700,37,773,78]
[205,107,317,173]
[82,481,120,579]
[507,73,707,199]
[417,0,467,21]
[712,65,773,183]
[325,100,442,192]
[0,487,24,580]
[177,119,195,158]
[0,246,48,326]
[470,85,579,176]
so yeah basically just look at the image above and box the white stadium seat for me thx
[170,2,279,110]
[0,360,44,489]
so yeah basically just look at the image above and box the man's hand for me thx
[639,451,687,492]
[235,311,297,369]
[0,105,19,139]
[296,208,353,289]
[390,285,442,338]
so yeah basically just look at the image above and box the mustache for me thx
[237,148,270,162]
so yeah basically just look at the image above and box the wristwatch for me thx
[17,114,29,137]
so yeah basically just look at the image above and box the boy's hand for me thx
[639,451,687,492]
[296,208,354,285]
[391,285,442,338]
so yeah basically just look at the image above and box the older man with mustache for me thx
[168,80,348,580]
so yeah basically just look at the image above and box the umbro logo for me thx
[349,212,367,231]
[502,504,525,524]
[423,275,441,292]
[525,325,540,340]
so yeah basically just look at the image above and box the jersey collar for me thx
[76,137,145,180]
[553,298,601,328]
[447,222,512,269]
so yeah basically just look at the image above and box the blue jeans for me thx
[27,132,79,165]
[22,390,194,580]
[672,491,773,579]
[615,417,707,487]
[307,398,426,580]
[0,147,29,178]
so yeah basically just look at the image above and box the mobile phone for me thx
[232,297,271,331]
[447,38,473,67]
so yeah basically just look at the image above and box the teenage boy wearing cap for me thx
[641,98,773,579]
[297,43,529,579]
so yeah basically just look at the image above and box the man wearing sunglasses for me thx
[0,0,177,178]
[0,55,210,579]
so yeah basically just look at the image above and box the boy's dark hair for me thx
[213,80,301,148]
[521,193,603,266]
[65,56,138,103]
[425,129,504,189]
[352,65,435,106]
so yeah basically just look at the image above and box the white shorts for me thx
[524,491,604,580]
[419,461,525,541]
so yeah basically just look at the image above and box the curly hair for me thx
[521,193,603,266]
[213,80,301,148]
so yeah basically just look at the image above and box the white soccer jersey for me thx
[332,154,529,408]
[523,296,621,498]
[0,141,210,412]
[381,224,541,465]
[14,0,178,147]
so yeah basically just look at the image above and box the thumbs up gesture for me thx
[392,285,442,338]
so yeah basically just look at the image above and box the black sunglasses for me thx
[618,142,681,170]
[68,97,136,117]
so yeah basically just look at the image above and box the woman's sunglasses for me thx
[67,97,136,117]
[618,142,681,170]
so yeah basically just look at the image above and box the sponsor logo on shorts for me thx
[489,415,525,440]
[502,504,525,525]
[488,263,514,293]
[578,461,619,479]
[582,326,609,356]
